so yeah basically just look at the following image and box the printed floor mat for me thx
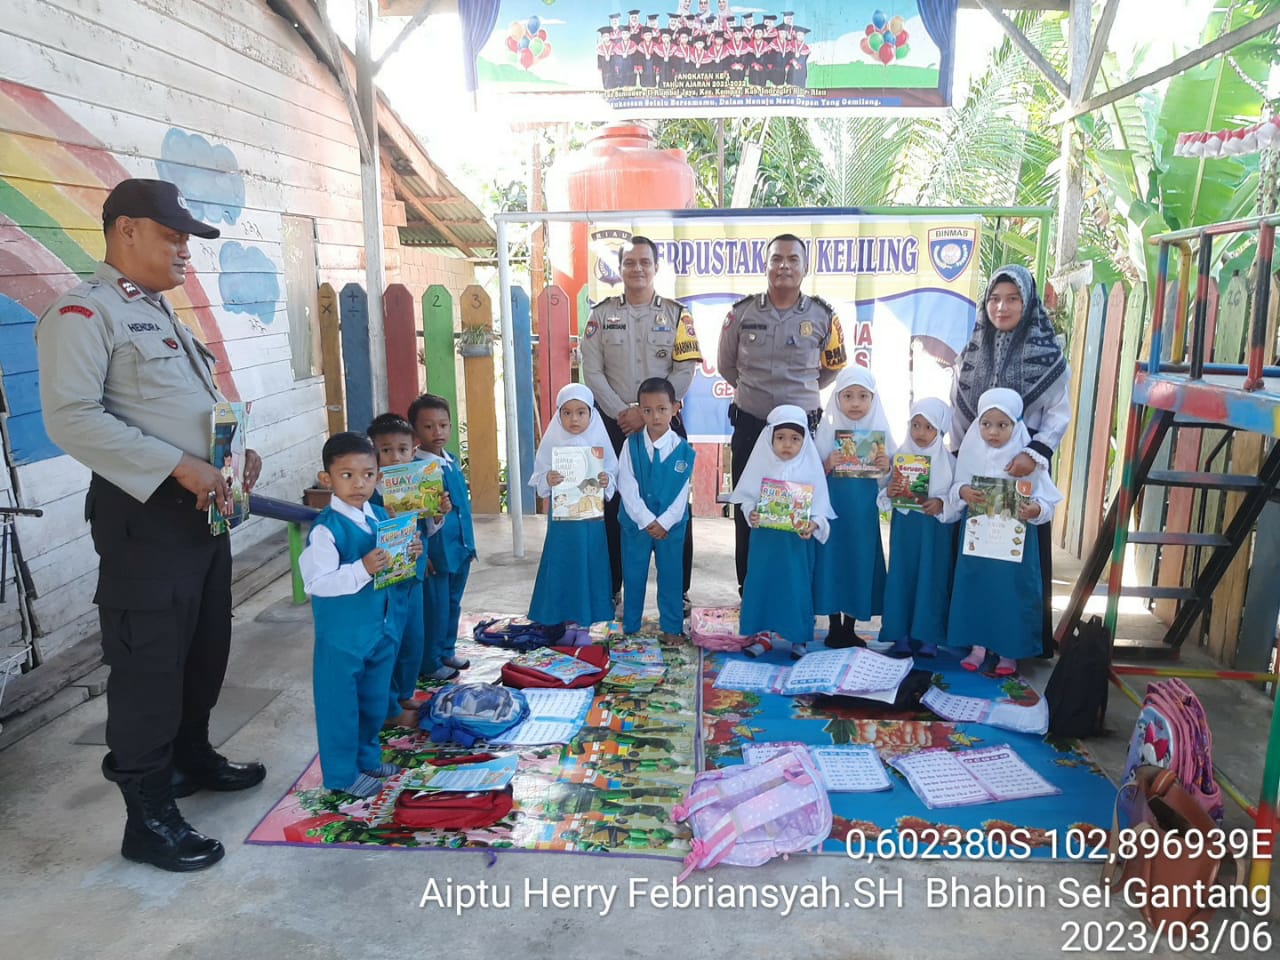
[701,642,1115,860]
[247,615,699,859]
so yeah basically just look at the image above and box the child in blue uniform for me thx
[728,404,834,659]
[814,366,891,648]
[529,384,618,627]
[366,413,431,727]
[948,388,1062,676]
[409,394,475,681]
[300,432,421,797]
[616,377,695,640]
[881,398,960,659]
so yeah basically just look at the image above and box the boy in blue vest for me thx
[616,377,695,640]
[300,432,421,798]
[408,393,476,680]
[366,413,431,728]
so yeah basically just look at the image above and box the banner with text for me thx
[471,1,957,119]
[582,214,982,442]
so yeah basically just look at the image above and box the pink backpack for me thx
[690,606,760,652]
[672,747,831,879]
[1121,678,1223,824]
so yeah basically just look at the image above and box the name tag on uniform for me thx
[127,322,163,333]
[604,315,625,330]
[741,322,767,331]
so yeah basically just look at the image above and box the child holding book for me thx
[814,366,891,648]
[881,398,959,658]
[948,388,1062,676]
[728,404,834,659]
[528,384,618,628]
[299,432,422,797]
[616,377,695,640]
[408,394,475,681]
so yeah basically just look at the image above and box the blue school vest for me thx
[623,432,694,533]
[310,504,394,645]
[425,453,476,574]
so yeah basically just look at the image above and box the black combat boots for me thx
[117,765,225,872]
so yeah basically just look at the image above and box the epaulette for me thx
[732,294,755,308]
[807,294,836,314]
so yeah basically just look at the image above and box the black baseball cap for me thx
[102,179,220,239]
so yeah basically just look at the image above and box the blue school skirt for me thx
[529,517,614,626]
[880,510,959,647]
[946,512,1043,659]
[741,526,816,646]
[813,477,885,619]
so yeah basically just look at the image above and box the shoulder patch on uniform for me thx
[58,304,94,318]
[732,294,755,308]
[584,318,599,339]
[809,294,836,314]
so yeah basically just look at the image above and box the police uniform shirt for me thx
[35,262,224,503]
[580,294,702,420]
[717,292,846,420]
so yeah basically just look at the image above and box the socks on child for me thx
[888,637,914,659]
[342,774,384,798]
[364,762,401,778]
[790,643,808,660]
[423,665,460,682]
[994,656,1017,677]
[441,655,470,670]
[961,646,987,671]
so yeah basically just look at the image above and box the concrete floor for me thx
[0,515,1275,960]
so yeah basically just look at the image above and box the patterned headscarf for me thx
[954,265,1066,429]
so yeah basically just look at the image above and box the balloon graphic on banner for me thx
[507,18,553,69]
[862,11,911,63]
[872,9,888,29]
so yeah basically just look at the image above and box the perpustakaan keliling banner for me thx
[579,214,982,442]
[465,1,959,119]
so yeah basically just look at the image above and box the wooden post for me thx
[1082,284,1126,557]
[354,0,388,411]
[1053,0,1092,271]
[339,282,374,435]
[1068,285,1107,556]
[1108,284,1147,504]
[383,283,418,421]
[1053,287,1089,548]
[317,282,346,435]
[536,285,573,437]
[511,286,537,515]
[422,285,460,459]
[460,285,501,513]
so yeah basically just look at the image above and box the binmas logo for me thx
[927,227,976,283]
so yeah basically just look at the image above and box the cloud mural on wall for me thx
[218,242,280,328]
[157,128,245,225]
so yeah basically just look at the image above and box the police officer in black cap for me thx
[36,179,266,872]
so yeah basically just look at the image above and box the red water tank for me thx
[547,122,695,330]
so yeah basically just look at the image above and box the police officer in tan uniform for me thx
[36,179,265,872]
[718,233,846,591]
[580,236,702,613]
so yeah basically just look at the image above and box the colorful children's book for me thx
[755,478,814,534]
[742,741,893,793]
[396,755,518,793]
[889,453,932,510]
[209,401,250,535]
[889,744,1061,808]
[551,446,607,520]
[509,648,603,685]
[379,459,444,516]
[832,429,887,478]
[963,474,1033,564]
[374,514,418,589]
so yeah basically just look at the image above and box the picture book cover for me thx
[755,478,814,534]
[379,459,445,516]
[510,648,602,685]
[551,446,607,521]
[374,514,418,589]
[963,475,1031,564]
[832,429,887,478]
[889,453,932,510]
[209,401,250,535]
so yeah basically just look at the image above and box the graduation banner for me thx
[464,1,959,119]
[578,214,982,442]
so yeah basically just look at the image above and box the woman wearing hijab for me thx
[952,265,1070,656]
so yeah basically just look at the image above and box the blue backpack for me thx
[472,616,566,651]
[424,683,529,747]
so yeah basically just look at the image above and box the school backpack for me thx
[689,606,759,652]
[671,747,831,880]
[1045,614,1109,738]
[1120,678,1223,825]
[391,754,514,830]
[500,645,611,689]
[472,616,566,651]
[423,683,529,747]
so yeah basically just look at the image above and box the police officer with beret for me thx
[580,236,702,615]
[718,233,846,591]
[35,179,266,872]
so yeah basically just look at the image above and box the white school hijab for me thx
[952,388,1063,507]
[531,383,619,499]
[728,403,836,543]
[815,365,897,459]
[894,397,957,518]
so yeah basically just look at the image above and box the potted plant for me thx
[456,326,494,358]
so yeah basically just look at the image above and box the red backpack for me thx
[391,754,514,830]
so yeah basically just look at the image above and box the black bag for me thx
[813,669,934,714]
[1045,615,1110,738]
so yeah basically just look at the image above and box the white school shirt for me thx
[616,427,692,532]
[300,496,377,597]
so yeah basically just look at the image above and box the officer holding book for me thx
[35,178,265,873]
[718,233,847,592]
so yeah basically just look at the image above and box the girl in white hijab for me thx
[813,366,893,648]
[947,388,1062,675]
[881,397,960,659]
[528,384,619,629]
[728,404,834,658]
